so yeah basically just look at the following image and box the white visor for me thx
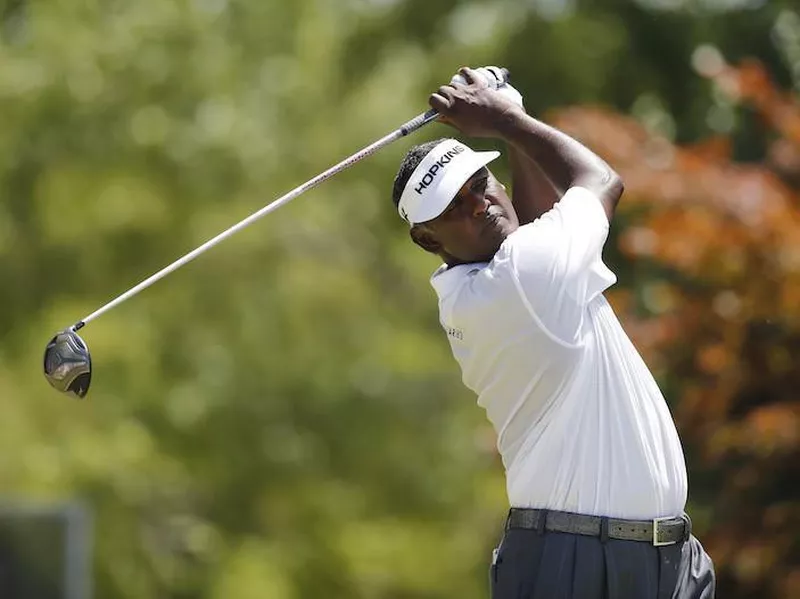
[398,138,500,225]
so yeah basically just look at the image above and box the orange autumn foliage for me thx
[550,60,800,599]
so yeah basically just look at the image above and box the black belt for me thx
[507,508,691,546]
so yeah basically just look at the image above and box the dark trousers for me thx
[490,527,715,598]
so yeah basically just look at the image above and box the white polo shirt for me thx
[431,186,688,520]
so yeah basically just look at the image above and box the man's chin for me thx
[477,234,508,262]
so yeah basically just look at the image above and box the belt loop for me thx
[599,517,610,544]
[504,509,512,531]
[536,510,548,535]
[681,513,692,542]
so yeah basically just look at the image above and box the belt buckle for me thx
[652,516,673,546]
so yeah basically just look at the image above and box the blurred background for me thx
[1,0,798,597]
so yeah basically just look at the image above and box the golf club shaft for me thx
[72,108,441,331]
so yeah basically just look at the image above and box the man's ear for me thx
[409,224,441,254]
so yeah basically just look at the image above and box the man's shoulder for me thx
[508,187,609,241]
[430,256,523,324]
[430,262,487,299]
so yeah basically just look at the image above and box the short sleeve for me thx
[505,186,617,344]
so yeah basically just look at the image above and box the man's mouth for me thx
[481,212,504,234]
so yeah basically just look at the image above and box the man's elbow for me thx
[577,168,624,220]
[604,171,624,215]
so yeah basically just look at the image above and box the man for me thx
[391,66,716,598]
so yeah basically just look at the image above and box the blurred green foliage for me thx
[1,0,797,597]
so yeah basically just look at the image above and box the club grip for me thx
[398,67,511,137]
[400,108,439,136]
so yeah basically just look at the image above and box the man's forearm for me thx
[507,145,562,225]
[496,108,623,219]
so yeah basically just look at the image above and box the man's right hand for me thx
[429,67,524,138]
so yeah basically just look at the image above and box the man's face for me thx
[411,167,519,264]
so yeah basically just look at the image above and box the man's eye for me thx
[472,178,488,194]
[443,198,461,215]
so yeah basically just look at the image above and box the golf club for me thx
[43,67,510,399]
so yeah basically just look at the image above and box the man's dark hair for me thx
[391,138,448,208]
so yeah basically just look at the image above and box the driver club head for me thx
[43,329,92,399]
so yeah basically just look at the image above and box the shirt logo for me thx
[445,326,463,341]
[414,145,466,194]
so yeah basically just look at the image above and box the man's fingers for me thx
[430,84,457,111]
[429,92,451,113]
[429,93,455,126]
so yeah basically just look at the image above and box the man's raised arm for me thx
[496,111,623,222]
[431,67,624,221]
[507,145,562,225]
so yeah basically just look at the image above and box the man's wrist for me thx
[492,104,532,141]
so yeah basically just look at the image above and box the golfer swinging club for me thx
[392,66,716,598]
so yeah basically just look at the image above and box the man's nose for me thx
[466,191,490,218]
